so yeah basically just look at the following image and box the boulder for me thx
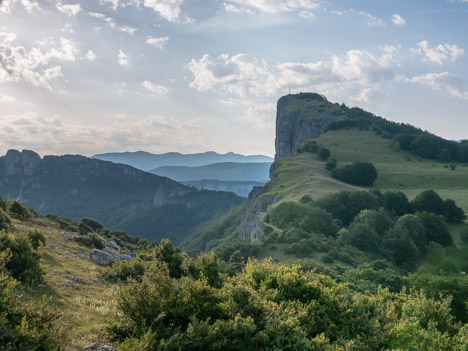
[89,249,114,266]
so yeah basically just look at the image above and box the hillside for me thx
[181,179,266,197]
[93,151,273,171]
[3,202,468,350]
[183,93,468,275]
[0,150,243,243]
[149,162,271,182]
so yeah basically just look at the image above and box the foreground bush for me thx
[0,256,62,350]
[109,258,468,350]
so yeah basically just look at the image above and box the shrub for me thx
[443,198,466,224]
[73,232,105,249]
[411,190,444,216]
[318,147,331,161]
[79,217,104,232]
[0,231,43,283]
[28,230,46,250]
[325,158,337,171]
[301,141,319,153]
[332,161,378,186]
[0,268,62,349]
[0,211,11,231]
[7,201,31,220]
[416,211,453,246]
[460,228,468,244]
[321,255,334,264]
[383,191,412,216]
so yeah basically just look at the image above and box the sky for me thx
[0,0,468,157]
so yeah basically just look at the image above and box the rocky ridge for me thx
[239,93,343,241]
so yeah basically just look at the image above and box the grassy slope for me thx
[14,218,117,350]
[257,128,468,265]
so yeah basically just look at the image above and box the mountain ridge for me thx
[93,150,273,171]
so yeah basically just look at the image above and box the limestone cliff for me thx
[239,93,345,242]
[274,93,345,159]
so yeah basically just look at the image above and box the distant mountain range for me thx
[93,151,273,171]
[149,162,271,182]
[0,149,243,243]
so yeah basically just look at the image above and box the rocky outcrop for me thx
[153,180,193,207]
[4,149,41,176]
[89,249,115,265]
[274,93,345,158]
[238,186,276,241]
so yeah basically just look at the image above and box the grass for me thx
[254,128,468,268]
[14,218,118,350]
[264,129,468,214]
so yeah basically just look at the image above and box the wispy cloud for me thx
[405,72,468,100]
[392,14,406,26]
[146,36,169,49]
[411,40,464,64]
[117,50,130,66]
[142,80,169,94]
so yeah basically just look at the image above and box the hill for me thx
[149,162,271,182]
[0,150,243,243]
[92,151,273,171]
[3,200,468,350]
[182,93,468,275]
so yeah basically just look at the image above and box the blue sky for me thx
[0,0,467,157]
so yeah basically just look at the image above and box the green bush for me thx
[443,198,466,223]
[0,211,11,231]
[0,231,42,283]
[411,190,445,216]
[332,161,378,186]
[103,257,149,282]
[28,230,46,250]
[7,201,31,220]
[318,147,331,161]
[325,158,337,170]
[460,228,468,244]
[0,267,62,350]
[301,141,319,153]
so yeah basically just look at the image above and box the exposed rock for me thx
[108,240,120,251]
[69,276,83,283]
[4,149,41,176]
[274,93,345,159]
[89,249,114,266]
[83,343,100,350]
[153,179,193,207]
[239,186,276,241]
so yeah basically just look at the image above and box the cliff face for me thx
[240,93,345,242]
[275,93,345,158]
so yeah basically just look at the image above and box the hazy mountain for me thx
[0,149,243,242]
[149,162,271,182]
[92,151,273,171]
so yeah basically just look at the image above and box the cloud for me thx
[411,40,464,64]
[99,0,120,11]
[88,12,138,35]
[0,0,39,13]
[0,95,15,102]
[146,36,169,49]
[117,50,130,66]
[0,33,79,88]
[143,0,183,22]
[187,48,397,98]
[224,0,322,14]
[57,2,81,17]
[405,72,468,100]
[0,112,200,156]
[85,50,96,61]
[350,10,385,26]
[142,80,169,94]
[349,88,379,103]
[392,14,406,26]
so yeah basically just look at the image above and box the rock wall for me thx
[274,93,345,158]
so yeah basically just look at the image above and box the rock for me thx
[83,342,100,350]
[108,240,120,251]
[89,249,114,266]
[99,344,114,350]
[77,253,87,259]
[4,149,41,176]
[103,248,118,258]
[153,179,193,207]
[65,279,76,287]
[117,254,132,261]
[70,276,83,283]
[239,186,276,241]
[274,93,345,159]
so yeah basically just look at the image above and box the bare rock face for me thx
[4,149,41,176]
[89,249,115,265]
[274,93,345,159]
[153,179,193,207]
[238,186,276,241]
